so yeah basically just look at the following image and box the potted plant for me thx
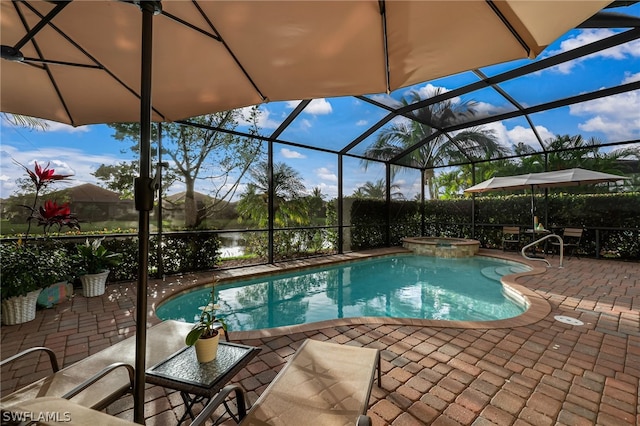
[0,162,79,325]
[185,284,227,363]
[0,241,72,324]
[76,237,122,297]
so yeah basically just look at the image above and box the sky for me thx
[1,3,639,202]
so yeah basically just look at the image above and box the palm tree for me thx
[236,161,309,227]
[363,88,507,199]
[2,113,48,130]
[352,179,404,200]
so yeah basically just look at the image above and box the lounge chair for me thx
[191,339,380,426]
[0,320,193,411]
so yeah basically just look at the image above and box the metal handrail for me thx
[521,234,564,268]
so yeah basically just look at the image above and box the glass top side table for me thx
[146,341,261,424]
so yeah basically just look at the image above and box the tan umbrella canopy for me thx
[0,1,609,422]
[1,1,610,126]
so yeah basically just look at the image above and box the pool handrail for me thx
[521,234,564,268]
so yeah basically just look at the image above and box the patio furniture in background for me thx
[145,341,261,425]
[502,226,521,252]
[465,168,629,242]
[191,339,380,426]
[551,228,584,259]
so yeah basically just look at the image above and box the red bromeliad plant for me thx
[17,161,80,237]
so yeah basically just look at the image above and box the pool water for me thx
[156,255,529,331]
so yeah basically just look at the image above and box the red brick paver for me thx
[1,249,638,425]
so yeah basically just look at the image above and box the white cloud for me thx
[304,98,333,115]
[506,125,554,148]
[544,29,640,74]
[315,167,337,182]
[481,122,510,146]
[0,116,89,133]
[0,145,126,199]
[286,100,301,109]
[239,106,280,129]
[571,89,640,140]
[622,71,640,84]
[472,101,512,118]
[416,83,461,105]
[356,119,368,126]
[315,182,338,199]
[43,121,90,133]
[280,148,306,159]
[300,118,312,130]
[369,94,398,108]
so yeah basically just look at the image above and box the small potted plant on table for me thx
[76,237,122,297]
[185,284,227,363]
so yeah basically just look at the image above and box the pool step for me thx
[482,265,530,282]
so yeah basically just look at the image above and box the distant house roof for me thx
[165,191,213,204]
[52,183,123,203]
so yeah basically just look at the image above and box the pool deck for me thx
[1,248,638,425]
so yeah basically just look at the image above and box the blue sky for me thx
[2,4,639,201]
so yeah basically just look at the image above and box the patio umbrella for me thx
[0,1,609,422]
[464,168,629,233]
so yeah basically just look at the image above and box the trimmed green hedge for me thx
[350,193,640,259]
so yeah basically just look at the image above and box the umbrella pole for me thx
[530,186,536,237]
[133,2,160,423]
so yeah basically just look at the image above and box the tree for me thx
[351,179,404,200]
[305,187,326,222]
[236,161,309,227]
[448,134,640,196]
[93,162,139,199]
[107,107,262,228]
[1,113,48,130]
[363,88,507,199]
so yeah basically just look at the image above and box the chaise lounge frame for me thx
[191,339,381,426]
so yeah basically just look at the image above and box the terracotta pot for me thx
[194,332,220,363]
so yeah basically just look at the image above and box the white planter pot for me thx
[79,270,110,297]
[1,289,43,325]
[194,332,220,363]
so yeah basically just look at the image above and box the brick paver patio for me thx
[1,249,638,425]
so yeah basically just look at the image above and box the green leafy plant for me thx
[0,240,72,300]
[76,237,122,275]
[185,284,227,346]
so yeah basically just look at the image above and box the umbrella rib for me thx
[14,2,74,125]
[189,0,268,103]
[19,1,167,123]
[20,57,102,69]
[485,0,531,57]
[10,1,69,52]
[160,11,222,42]
[378,0,391,95]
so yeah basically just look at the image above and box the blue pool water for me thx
[156,255,529,331]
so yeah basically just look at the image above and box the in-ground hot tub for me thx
[402,237,480,258]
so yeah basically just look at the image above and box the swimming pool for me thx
[155,255,530,332]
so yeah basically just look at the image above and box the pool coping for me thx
[149,248,551,340]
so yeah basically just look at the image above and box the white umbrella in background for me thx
[465,168,630,231]
[0,1,610,422]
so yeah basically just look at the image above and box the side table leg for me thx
[178,392,209,425]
